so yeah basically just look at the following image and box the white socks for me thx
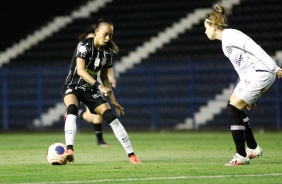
[64,114,77,146]
[65,116,134,154]
[109,119,134,154]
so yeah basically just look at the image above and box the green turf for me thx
[0,131,281,184]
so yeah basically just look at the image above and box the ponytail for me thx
[206,3,232,29]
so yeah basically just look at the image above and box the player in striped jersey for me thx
[204,4,282,166]
[62,19,141,164]
[63,24,118,147]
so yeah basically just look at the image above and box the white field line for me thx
[18,173,282,184]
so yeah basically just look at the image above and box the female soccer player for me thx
[62,19,141,164]
[64,25,118,147]
[204,4,282,166]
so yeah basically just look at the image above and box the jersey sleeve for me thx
[244,39,280,73]
[223,29,246,49]
[225,30,280,73]
[75,40,90,59]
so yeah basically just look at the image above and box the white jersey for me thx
[222,29,280,79]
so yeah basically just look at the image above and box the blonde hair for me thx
[206,3,232,29]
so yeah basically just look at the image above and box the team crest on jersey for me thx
[101,58,107,66]
[226,47,233,54]
[77,42,88,57]
[78,45,87,53]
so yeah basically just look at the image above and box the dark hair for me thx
[78,25,96,41]
[206,3,232,29]
[78,19,119,54]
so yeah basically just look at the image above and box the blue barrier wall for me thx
[0,62,281,130]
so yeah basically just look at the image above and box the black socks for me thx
[93,124,103,142]
[227,104,246,157]
[240,111,257,149]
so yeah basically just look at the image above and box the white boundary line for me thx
[18,173,282,184]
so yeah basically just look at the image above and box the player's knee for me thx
[227,103,244,125]
[102,109,116,124]
[67,104,78,116]
[227,103,241,116]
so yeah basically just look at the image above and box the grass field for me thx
[0,130,282,184]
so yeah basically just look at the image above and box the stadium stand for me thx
[0,0,90,52]
[0,0,281,130]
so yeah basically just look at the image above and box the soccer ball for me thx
[46,143,67,165]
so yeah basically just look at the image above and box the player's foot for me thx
[129,155,141,164]
[64,149,74,163]
[246,145,263,159]
[224,153,250,166]
[97,140,110,147]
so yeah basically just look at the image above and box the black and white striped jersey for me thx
[63,37,113,90]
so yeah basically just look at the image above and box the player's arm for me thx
[100,67,124,116]
[76,58,97,85]
[107,68,117,88]
[100,67,115,100]
[237,36,281,73]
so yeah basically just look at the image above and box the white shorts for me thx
[234,71,276,105]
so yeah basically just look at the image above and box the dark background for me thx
[0,0,89,51]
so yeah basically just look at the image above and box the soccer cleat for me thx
[225,153,250,166]
[129,155,141,164]
[246,145,263,159]
[64,149,74,163]
[97,140,110,147]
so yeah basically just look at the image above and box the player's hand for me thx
[98,86,112,97]
[276,69,282,78]
[247,102,257,111]
[111,101,124,116]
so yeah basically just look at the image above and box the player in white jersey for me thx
[204,4,282,166]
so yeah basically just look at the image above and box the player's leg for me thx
[94,103,141,164]
[240,110,263,159]
[78,106,91,122]
[63,94,79,162]
[92,114,109,146]
[238,72,275,160]
[225,94,250,166]
[240,111,257,148]
[79,106,109,146]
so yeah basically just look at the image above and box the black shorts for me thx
[61,86,107,114]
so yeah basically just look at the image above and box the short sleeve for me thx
[76,41,90,59]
